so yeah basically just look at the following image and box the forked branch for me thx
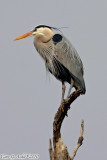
[49,89,84,160]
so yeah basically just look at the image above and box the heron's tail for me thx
[73,76,86,94]
[80,78,86,94]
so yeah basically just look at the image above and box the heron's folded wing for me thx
[52,34,84,79]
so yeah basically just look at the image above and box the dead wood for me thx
[49,89,84,160]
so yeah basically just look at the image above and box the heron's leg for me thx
[61,81,66,102]
[67,78,74,98]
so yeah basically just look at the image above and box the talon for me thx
[58,102,64,112]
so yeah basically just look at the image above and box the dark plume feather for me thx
[33,24,62,32]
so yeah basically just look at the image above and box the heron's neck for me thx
[33,33,54,62]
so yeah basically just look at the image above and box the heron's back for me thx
[51,34,86,94]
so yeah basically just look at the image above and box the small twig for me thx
[49,139,53,160]
[71,120,84,160]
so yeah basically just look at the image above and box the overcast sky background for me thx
[0,0,107,160]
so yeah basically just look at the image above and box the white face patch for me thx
[36,27,46,33]
[33,27,54,37]
[32,31,36,36]
[32,27,46,36]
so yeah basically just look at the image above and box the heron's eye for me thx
[33,27,37,32]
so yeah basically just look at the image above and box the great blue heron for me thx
[14,25,86,102]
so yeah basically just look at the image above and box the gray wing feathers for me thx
[52,34,86,92]
[53,35,83,78]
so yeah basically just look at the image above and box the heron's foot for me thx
[54,102,64,120]
[58,101,69,117]
[58,101,64,111]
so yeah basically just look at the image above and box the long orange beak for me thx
[14,31,33,41]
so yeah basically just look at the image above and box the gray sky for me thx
[0,0,107,159]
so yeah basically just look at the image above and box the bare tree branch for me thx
[71,120,84,160]
[49,89,84,160]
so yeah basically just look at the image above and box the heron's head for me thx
[14,25,55,41]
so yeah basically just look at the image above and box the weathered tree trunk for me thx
[49,89,84,160]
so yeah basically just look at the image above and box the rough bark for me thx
[49,89,84,160]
